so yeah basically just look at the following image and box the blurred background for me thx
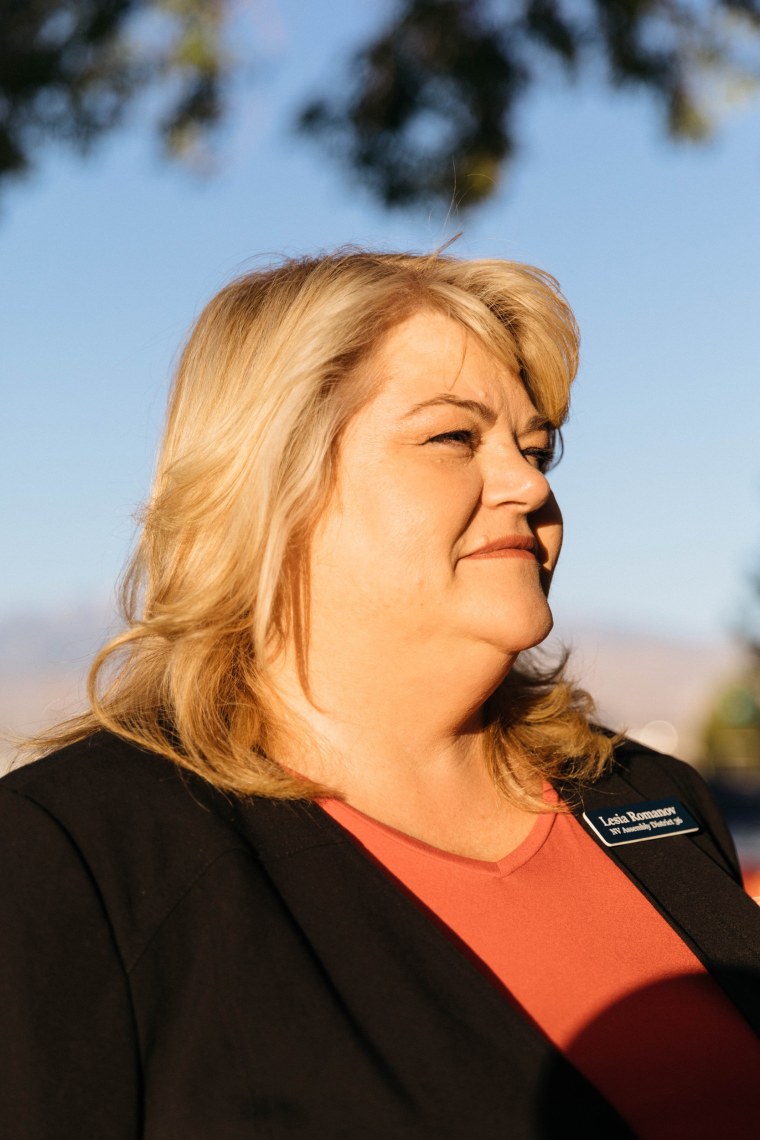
[2,0,760,879]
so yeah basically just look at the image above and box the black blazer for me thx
[1,732,759,1139]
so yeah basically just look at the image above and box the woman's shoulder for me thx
[609,735,716,804]
[4,727,181,785]
[0,733,256,965]
[1,729,237,841]
[609,734,697,779]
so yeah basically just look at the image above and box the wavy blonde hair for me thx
[27,249,614,803]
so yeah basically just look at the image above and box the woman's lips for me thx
[463,536,538,560]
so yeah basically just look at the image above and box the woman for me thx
[2,250,759,1139]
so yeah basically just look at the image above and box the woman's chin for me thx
[479,604,555,656]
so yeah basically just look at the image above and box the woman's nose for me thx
[480,447,552,512]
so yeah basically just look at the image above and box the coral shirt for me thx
[320,793,760,1139]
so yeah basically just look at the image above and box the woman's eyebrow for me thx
[402,397,552,435]
[402,395,498,421]
[520,413,553,434]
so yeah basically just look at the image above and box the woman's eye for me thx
[427,429,477,449]
[522,447,555,473]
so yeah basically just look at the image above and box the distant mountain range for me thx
[545,618,743,762]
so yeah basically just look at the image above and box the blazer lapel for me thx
[232,796,634,1137]
[564,761,760,1035]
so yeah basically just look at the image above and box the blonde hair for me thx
[27,249,614,803]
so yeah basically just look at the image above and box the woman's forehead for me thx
[366,309,527,413]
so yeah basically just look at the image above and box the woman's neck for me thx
[264,631,537,855]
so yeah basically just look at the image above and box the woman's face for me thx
[308,309,564,661]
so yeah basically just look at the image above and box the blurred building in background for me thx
[699,665,760,892]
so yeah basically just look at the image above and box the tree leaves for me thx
[1,0,758,209]
[299,0,760,209]
[298,0,526,208]
[0,0,229,181]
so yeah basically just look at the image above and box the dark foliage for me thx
[0,0,226,180]
[298,0,760,209]
[1,0,758,209]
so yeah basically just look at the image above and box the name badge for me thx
[583,799,700,847]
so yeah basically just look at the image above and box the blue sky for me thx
[2,0,759,645]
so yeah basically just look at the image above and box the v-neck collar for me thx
[232,792,634,1135]
[318,793,557,877]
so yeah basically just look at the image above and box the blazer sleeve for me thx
[0,788,142,1139]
